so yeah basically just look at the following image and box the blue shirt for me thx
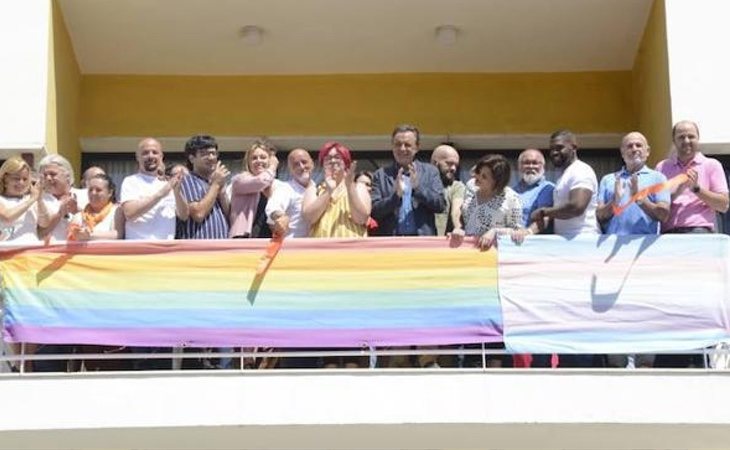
[176,172,229,239]
[598,166,669,235]
[396,174,417,235]
[512,178,555,227]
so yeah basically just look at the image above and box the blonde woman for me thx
[0,156,50,242]
[0,156,51,372]
[229,139,279,238]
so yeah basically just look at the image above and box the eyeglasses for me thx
[196,149,218,158]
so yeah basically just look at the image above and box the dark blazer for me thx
[370,160,446,236]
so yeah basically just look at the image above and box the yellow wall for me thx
[80,71,634,141]
[632,0,672,166]
[46,0,81,177]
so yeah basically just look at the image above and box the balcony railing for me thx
[2,235,730,373]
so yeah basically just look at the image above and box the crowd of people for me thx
[0,120,726,371]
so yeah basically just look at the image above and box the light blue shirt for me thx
[397,175,417,235]
[512,178,555,227]
[598,166,669,235]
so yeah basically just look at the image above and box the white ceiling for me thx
[59,0,654,75]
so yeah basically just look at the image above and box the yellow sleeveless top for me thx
[310,184,367,238]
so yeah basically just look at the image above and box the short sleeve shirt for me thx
[120,173,177,240]
[553,159,600,236]
[656,152,729,232]
[598,166,669,235]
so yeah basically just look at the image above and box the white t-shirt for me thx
[73,187,89,210]
[553,159,600,236]
[42,193,71,243]
[120,173,176,240]
[265,179,309,238]
[0,195,40,244]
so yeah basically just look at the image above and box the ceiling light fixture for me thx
[435,25,458,46]
[239,25,263,45]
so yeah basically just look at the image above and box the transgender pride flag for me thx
[498,234,730,354]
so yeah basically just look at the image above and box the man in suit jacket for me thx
[371,124,446,236]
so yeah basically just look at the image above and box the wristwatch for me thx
[636,198,645,206]
[691,185,701,193]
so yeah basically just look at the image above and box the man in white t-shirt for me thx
[531,129,600,237]
[529,129,599,369]
[265,148,314,238]
[120,138,188,240]
[119,138,189,370]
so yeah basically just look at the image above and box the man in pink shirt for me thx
[655,120,729,368]
[656,120,728,233]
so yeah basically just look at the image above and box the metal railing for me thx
[3,344,730,374]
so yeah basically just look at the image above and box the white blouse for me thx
[463,186,523,237]
[0,195,40,243]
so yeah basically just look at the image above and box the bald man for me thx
[597,134,670,369]
[431,144,465,236]
[120,138,188,240]
[265,148,314,238]
[596,132,670,235]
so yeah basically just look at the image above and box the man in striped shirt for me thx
[176,135,231,370]
[176,135,230,240]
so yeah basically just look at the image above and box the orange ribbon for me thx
[256,235,284,275]
[612,173,688,216]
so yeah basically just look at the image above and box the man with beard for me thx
[431,144,465,237]
[596,132,670,369]
[513,148,554,229]
[266,148,315,238]
[371,124,445,236]
[121,138,188,240]
[511,148,555,368]
[265,148,316,369]
[530,129,599,368]
[531,130,600,237]
[176,135,230,240]
[120,138,189,370]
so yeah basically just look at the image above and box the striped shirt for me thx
[310,184,367,238]
[176,172,229,240]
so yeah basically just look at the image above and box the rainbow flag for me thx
[1,238,501,347]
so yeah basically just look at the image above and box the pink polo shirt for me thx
[656,152,728,232]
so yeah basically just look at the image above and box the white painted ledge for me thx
[1,369,729,449]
